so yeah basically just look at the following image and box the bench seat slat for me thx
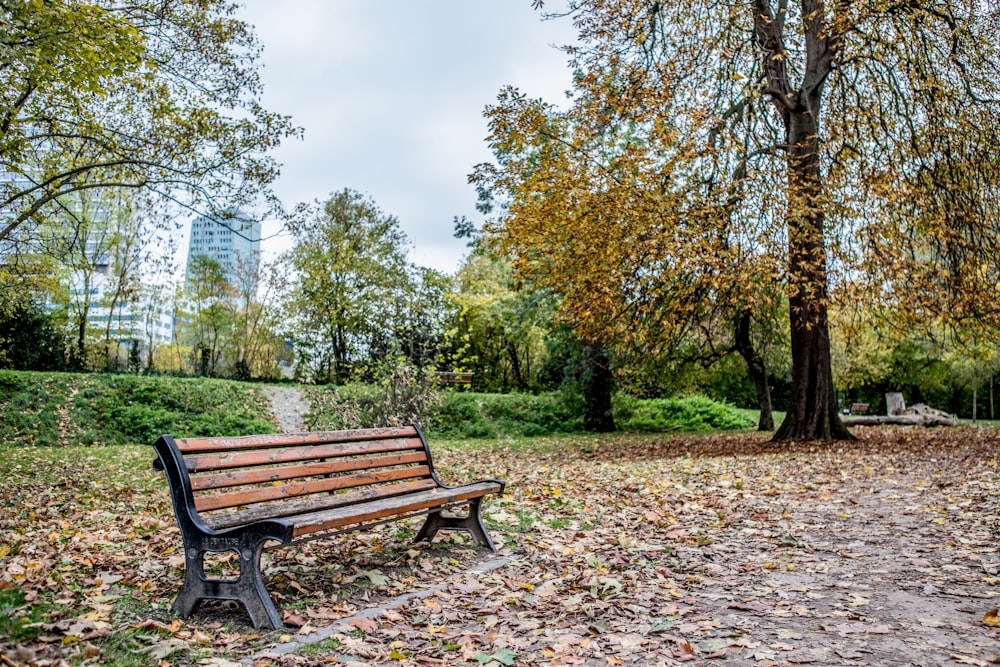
[201,477,441,531]
[191,450,429,491]
[291,481,504,538]
[186,437,424,473]
[174,426,420,454]
[194,465,433,512]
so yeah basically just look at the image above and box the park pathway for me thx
[261,384,310,432]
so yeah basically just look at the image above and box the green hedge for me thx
[427,391,585,438]
[612,394,754,432]
[0,370,753,446]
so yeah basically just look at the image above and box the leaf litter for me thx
[2,427,1000,665]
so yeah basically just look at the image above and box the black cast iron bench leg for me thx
[414,497,497,553]
[173,534,283,630]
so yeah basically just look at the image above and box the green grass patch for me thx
[0,588,49,642]
[300,637,344,655]
[427,391,585,439]
[0,370,276,446]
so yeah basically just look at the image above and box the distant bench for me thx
[850,403,870,415]
[434,371,474,388]
[152,425,504,629]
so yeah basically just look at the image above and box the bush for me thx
[0,371,276,446]
[0,371,72,445]
[304,358,441,431]
[613,394,754,432]
[80,375,275,443]
[427,391,584,439]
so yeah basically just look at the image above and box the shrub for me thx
[613,394,754,432]
[81,375,275,443]
[304,358,441,430]
[427,391,584,439]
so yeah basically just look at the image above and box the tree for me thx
[227,253,287,380]
[42,187,152,371]
[184,255,233,376]
[394,266,461,373]
[284,189,411,384]
[479,0,1000,440]
[451,251,553,393]
[0,1,298,244]
[0,268,65,371]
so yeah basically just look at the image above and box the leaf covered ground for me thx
[2,427,1000,666]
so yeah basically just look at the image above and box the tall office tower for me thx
[185,211,261,292]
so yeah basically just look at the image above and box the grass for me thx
[299,637,343,655]
[0,370,275,446]
[733,408,786,429]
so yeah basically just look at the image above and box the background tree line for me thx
[2,185,1000,425]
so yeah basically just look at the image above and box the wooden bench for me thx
[152,425,504,630]
[434,371,474,388]
[850,403,870,415]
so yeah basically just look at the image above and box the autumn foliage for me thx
[475,1,1000,441]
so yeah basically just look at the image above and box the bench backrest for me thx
[155,426,441,525]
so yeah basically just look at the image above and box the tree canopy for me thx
[0,0,299,243]
[475,0,1000,440]
[284,189,412,384]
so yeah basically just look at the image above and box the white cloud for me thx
[239,0,577,272]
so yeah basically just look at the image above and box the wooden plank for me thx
[291,482,503,538]
[175,425,420,454]
[201,478,441,531]
[190,450,428,491]
[185,437,425,473]
[194,465,433,512]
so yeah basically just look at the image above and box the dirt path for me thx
[261,384,310,432]
[244,429,1000,666]
[686,467,1000,665]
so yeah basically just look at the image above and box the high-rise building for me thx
[185,211,261,292]
[0,180,176,363]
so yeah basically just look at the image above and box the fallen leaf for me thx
[348,618,379,633]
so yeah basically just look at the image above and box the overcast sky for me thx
[237,1,577,274]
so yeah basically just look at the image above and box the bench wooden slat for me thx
[291,481,504,538]
[194,465,433,512]
[175,426,420,454]
[190,450,429,491]
[201,477,441,531]
[186,437,425,473]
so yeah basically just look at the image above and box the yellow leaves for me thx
[983,609,1000,628]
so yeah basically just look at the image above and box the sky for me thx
[237,1,578,274]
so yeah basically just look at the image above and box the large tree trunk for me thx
[773,110,854,442]
[583,346,615,432]
[734,309,774,431]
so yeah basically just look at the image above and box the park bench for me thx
[850,402,870,415]
[152,425,504,630]
[434,371,474,388]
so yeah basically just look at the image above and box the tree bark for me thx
[750,0,851,441]
[772,109,854,442]
[583,346,615,432]
[734,309,774,431]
